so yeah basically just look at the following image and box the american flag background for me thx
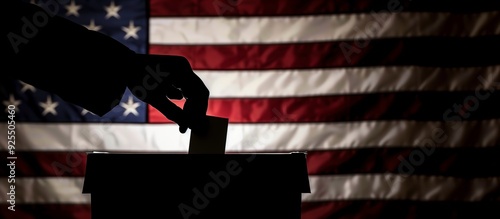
[2,0,500,218]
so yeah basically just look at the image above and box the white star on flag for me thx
[122,20,141,39]
[2,94,21,112]
[120,96,140,116]
[65,0,81,17]
[20,81,36,93]
[84,19,102,31]
[104,1,121,19]
[39,96,59,116]
[81,108,95,116]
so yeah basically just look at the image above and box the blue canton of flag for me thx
[1,0,148,123]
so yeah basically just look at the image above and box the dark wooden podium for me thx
[82,152,310,219]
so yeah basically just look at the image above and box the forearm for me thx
[3,1,139,116]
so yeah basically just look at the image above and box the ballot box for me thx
[82,152,310,219]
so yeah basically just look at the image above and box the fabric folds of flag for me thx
[1,0,500,218]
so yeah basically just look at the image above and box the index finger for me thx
[147,95,189,133]
[183,96,209,134]
[180,72,210,134]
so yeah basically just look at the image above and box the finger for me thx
[178,73,209,111]
[165,85,183,100]
[183,97,209,134]
[147,96,188,133]
[176,72,209,101]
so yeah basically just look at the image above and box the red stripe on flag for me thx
[305,148,500,176]
[148,92,500,123]
[150,36,500,70]
[151,42,341,70]
[301,200,500,219]
[149,0,384,16]
[0,204,91,219]
[149,0,500,16]
[0,151,87,177]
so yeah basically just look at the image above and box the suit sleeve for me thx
[3,0,140,116]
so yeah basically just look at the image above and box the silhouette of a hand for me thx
[127,54,209,134]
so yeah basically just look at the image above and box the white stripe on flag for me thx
[150,12,500,44]
[2,175,498,204]
[3,120,499,152]
[196,66,500,97]
[0,177,89,204]
[303,174,500,202]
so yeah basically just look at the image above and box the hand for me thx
[127,54,209,134]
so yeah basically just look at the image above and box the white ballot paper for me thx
[189,116,229,154]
